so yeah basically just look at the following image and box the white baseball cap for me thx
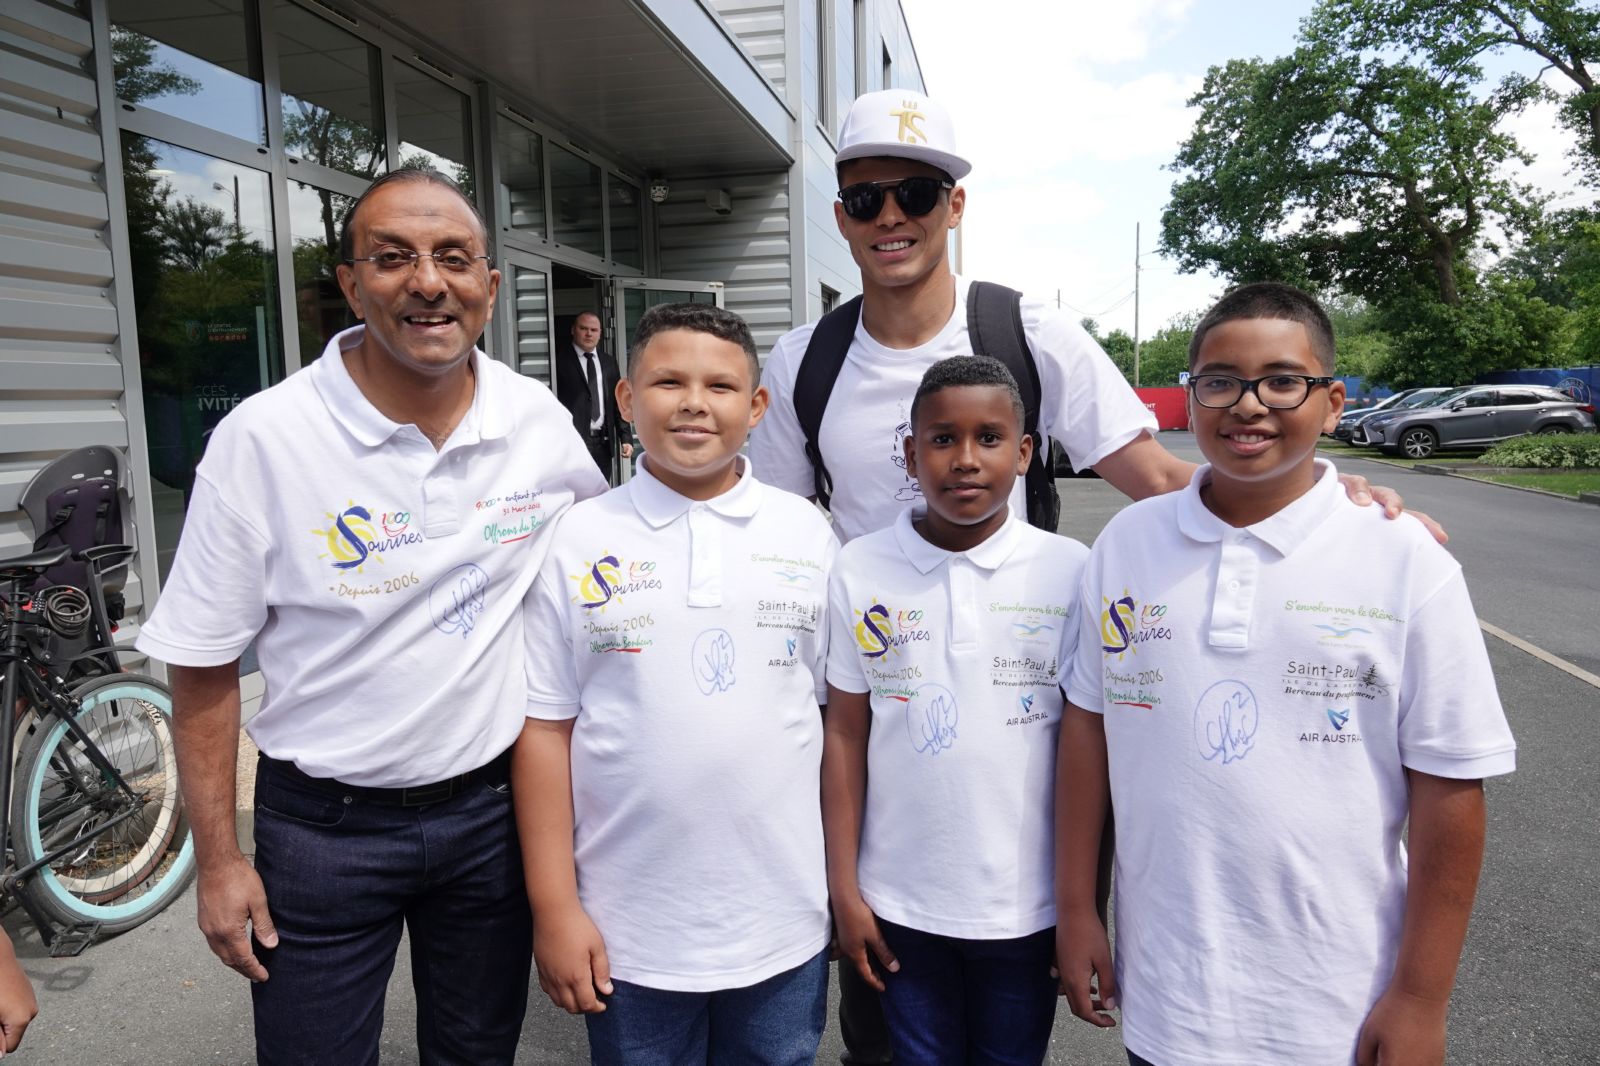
[835,89,971,181]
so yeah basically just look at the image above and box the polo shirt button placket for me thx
[687,504,721,607]
[950,558,977,649]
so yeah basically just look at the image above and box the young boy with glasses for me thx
[1055,282,1516,1066]
[755,87,1437,1066]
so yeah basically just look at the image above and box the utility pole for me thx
[1132,222,1142,388]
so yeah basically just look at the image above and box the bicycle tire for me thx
[12,673,195,934]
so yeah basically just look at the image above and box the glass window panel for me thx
[833,0,856,134]
[621,288,715,370]
[496,117,546,236]
[549,143,603,259]
[289,181,357,363]
[275,0,385,177]
[121,133,283,581]
[608,179,641,269]
[111,0,265,144]
[512,266,552,386]
[395,62,473,196]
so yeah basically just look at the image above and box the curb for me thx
[1330,450,1596,504]
[1412,464,1599,503]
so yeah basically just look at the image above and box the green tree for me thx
[1128,315,1197,387]
[1161,45,1537,308]
[112,28,200,103]
[1160,6,1564,383]
[1313,0,1600,183]
[1325,295,1395,379]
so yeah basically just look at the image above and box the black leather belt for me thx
[258,749,512,808]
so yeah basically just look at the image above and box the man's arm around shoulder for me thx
[170,661,277,982]
[1091,433,1196,501]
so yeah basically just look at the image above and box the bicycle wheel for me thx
[11,673,195,934]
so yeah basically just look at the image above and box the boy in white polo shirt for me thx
[514,303,838,1065]
[1056,282,1517,1066]
[823,355,1087,1064]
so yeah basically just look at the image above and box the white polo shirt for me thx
[524,457,838,992]
[1066,460,1516,1066]
[137,326,607,787]
[827,508,1088,938]
[752,275,1157,542]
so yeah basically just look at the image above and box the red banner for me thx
[1135,387,1189,430]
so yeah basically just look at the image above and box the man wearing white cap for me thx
[751,88,1421,1064]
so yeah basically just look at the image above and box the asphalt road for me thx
[12,436,1598,1064]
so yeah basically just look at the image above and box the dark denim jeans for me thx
[584,948,829,1066]
[838,956,894,1063]
[1127,1053,1158,1066]
[877,919,1057,1066]
[249,758,532,1066]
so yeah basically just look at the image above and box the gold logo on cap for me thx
[890,101,927,145]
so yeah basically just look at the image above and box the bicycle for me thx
[0,544,195,956]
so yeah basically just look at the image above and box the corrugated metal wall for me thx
[707,0,787,94]
[656,172,792,355]
[0,0,144,621]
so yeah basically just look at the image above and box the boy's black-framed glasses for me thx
[1188,374,1336,410]
[345,248,492,273]
[837,177,955,222]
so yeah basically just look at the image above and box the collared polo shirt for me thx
[137,325,607,786]
[524,458,838,992]
[827,509,1088,938]
[1066,460,1516,1066]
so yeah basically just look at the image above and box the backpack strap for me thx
[793,295,865,509]
[966,282,1061,530]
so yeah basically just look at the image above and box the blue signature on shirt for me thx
[1193,679,1259,765]
[907,683,958,755]
[692,628,736,694]
[429,563,489,639]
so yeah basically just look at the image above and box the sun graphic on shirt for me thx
[1100,589,1137,659]
[312,501,383,573]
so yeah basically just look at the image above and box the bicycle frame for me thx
[0,570,150,948]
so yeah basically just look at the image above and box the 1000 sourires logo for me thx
[570,553,664,612]
[854,601,932,659]
[1100,590,1173,659]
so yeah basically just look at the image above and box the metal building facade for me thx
[0,0,926,636]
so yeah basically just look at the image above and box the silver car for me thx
[1355,384,1598,458]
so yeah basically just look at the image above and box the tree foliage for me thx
[1159,0,1578,385]
[1161,42,1536,308]
[1312,0,1600,184]
[112,28,200,103]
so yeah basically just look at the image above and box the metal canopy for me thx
[360,0,793,175]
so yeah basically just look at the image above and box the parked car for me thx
[1332,387,1448,442]
[1353,385,1598,458]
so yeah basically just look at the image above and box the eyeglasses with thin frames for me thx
[837,177,954,222]
[1188,374,1336,410]
[345,248,491,274]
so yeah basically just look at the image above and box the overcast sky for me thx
[899,0,1589,338]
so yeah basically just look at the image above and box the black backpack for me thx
[793,281,1061,531]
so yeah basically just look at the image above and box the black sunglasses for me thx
[837,177,955,222]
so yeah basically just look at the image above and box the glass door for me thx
[501,252,556,387]
[606,278,725,482]
[608,277,725,377]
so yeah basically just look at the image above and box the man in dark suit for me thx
[555,311,633,483]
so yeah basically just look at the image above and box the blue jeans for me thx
[584,948,829,1066]
[1127,1053,1158,1066]
[877,919,1057,1066]
[249,757,532,1065]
